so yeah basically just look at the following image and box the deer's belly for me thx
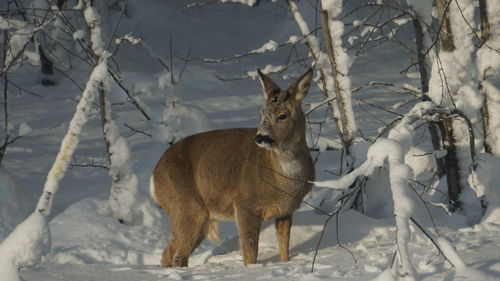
[209,210,234,221]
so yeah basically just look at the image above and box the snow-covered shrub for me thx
[154,103,214,144]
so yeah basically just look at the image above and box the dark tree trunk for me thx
[411,16,446,178]
[39,46,55,86]
[479,0,493,154]
[436,0,463,208]
[437,0,455,52]
[441,118,462,210]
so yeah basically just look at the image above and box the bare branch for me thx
[105,0,129,51]
[124,123,152,138]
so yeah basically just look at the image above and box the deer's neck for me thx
[272,139,310,177]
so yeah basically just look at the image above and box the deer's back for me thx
[153,128,313,220]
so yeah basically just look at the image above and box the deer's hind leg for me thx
[161,203,209,267]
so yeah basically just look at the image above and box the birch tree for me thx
[427,0,483,220]
[285,0,356,159]
[0,52,108,281]
[0,1,157,278]
[406,0,446,178]
[319,0,357,161]
[80,0,160,225]
[478,0,500,156]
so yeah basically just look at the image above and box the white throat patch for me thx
[279,158,303,176]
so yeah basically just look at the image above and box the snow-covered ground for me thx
[1,0,500,280]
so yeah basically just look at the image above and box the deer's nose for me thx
[255,134,274,145]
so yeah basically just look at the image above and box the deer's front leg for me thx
[234,205,261,265]
[275,214,292,262]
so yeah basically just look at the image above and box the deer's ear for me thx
[288,69,313,102]
[257,69,281,100]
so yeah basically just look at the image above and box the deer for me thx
[150,68,315,267]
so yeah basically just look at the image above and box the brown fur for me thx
[151,69,315,267]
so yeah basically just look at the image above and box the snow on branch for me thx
[177,38,296,64]
[286,0,356,159]
[0,10,57,77]
[214,62,300,81]
[0,0,152,278]
[0,58,108,281]
[79,0,160,225]
[478,0,500,155]
[320,0,357,148]
[311,101,477,279]
[180,0,259,10]
[103,92,161,226]
[37,60,108,215]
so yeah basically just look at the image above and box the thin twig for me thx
[355,97,404,117]
[409,217,454,267]
[1,6,10,163]
[105,0,129,51]
[124,123,152,137]
[0,79,43,98]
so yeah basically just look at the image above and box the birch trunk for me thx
[479,0,500,155]
[408,3,446,178]
[319,9,355,159]
[435,0,462,210]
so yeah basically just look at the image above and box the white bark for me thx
[81,0,158,224]
[320,0,357,149]
[478,0,500,155]
[0,58,107,281]
[314,102,444,279]
[428,0,483,222]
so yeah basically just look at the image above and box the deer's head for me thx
[255,69,313,150]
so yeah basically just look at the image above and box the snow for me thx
[38,60,107,205]
[252,40,279,53]
[83,3,105,57]
[5,26,39,69]
[428,0,480,117]
[288,35,300,44]
[347,35,358,45]
[247,64,288,79]
[406,0,432,27]
[311,136,343,152]
[321,0,342,17]
[0,212,50,281]
[426,0,484,223]
[220,0,257,6]
[72,29,86,41]
[0,16,26,29]
[105,98,162,225]
[360,26,375,37]
[312,101,486,279]
[326,16,357,140]
[288,0,321,57]
[17,122,32,136]
[115,34,141,45]
[473,153,500,224]
[44,197,166,265]
[477,0,500,155]
[1,0,500,280]
[393,17,412,26]
[155,103,215,144]
[0,169,30,240]
[0,57,110,281]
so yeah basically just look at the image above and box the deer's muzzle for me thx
[255,134,275,147]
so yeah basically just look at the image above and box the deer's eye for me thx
[278,114,287,120]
